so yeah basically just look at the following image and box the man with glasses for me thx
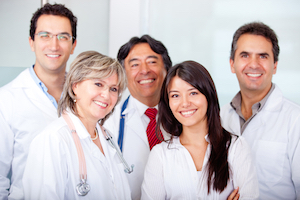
[0,3,77,199]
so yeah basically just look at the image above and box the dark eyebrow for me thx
[128,55,159,64]
[239,51,249,55]
[259,53,269,57]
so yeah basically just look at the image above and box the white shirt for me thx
[0,69,57,200]
[141,136,259,200]
[22,111,131,200]
[221,84,300,200]
[104,94,170,200]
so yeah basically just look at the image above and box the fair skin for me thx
[29,14,77,102]
[72,73,119,153]
[124,43,166,107]
[230,34,277,120]
[168,76,208,171]
[168,76,240,199]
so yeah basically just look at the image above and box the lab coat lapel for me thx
[125,101,149,147]
[13,69,57,118]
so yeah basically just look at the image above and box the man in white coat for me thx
[0,3,77,199]
[220,22,300,199]
[104,35,172,200]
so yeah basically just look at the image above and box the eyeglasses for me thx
[35,32,75,42]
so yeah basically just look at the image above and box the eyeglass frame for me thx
[34,32,75,42]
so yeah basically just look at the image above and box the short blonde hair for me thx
[58,51,127,125]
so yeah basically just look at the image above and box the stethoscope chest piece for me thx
[76,179,90,196]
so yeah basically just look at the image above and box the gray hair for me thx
[58,51,127,125]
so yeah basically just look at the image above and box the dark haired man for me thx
[221,22,300,199]
[104,35,172,200]
[0,3,77,199]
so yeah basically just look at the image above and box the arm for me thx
[231,137,259,200]
[290,114,300,200]
[141,145,166,200]
[0,111,14,200]
[22,129,68,200]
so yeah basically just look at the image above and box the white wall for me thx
[1,0,300,106]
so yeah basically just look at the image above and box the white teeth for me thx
[247,73,261,77]
[139,79,154,84]
[94,101,108,107]
[181,110,196,116]
[47,55,59,58]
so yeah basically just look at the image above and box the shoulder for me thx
[31,117,70,147]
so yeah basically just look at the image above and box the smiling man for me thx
[104,35,172,200]
[0,3,77,199]
[221,22,300,199]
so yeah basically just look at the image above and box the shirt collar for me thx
[230,83,275,115]
[131,96,158,117]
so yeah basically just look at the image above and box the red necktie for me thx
[145,108,164,150]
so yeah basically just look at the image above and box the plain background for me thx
[0,0,299,106]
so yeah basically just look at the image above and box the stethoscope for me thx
[62,113,134,196]
[118,95,130,152]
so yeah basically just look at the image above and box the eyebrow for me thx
[239,51,270,57]
[128,55,159,63]
[37,31,71,35]
[168,87,196,94]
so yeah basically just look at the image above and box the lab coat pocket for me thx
[255,140,287,183]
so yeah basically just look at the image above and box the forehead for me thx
[235,34,273,55]
[169,76,194,90]
[125,43,163,63]
[36,14,72,33]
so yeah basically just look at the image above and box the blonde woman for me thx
[23,51,131,199]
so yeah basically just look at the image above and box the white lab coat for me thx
[0,68,57,200]
[220,84,300,200]
[22,111,131,200]
[104,94,170,200]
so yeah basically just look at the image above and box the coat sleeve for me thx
[141,145,166,200]
[0,111,13,200]
[22,129,68,200]
[289,113,300,200]
[231,136,259,200]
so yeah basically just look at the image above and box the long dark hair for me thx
[157,61,232,193]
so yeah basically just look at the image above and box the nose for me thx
[100,87,110,99]
[249,56,260,69]
[49,36,59,51]
[181,95,190,108]
[140,61,150,74]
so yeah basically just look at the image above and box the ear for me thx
[70,39,77,54]
[72,82,78,95]
[29,37,35,52]
[273,61,278,75]
[230,59,235,73]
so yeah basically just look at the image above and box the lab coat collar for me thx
[66,110,91,140]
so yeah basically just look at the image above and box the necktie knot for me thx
[145,108,157,120]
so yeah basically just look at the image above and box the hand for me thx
[227,187,239,200]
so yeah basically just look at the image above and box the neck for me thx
[240,84,272,120]
[180,120,208,145]
[78,116,98,138]
[136,96,159,108]
[34,65,65,102]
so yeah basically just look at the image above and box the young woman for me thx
[23,51,131,199]
[141,61,259,199]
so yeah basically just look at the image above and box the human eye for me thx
[190,91,198,96]
[241,54,248,58]
[110,87,118,92]
[170,94,179,98]
[95,82,103,87]
[260,54,268,59]
[38,32,50,39]
[58,34,70,41]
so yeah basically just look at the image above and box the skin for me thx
[124,43,166,107]
[72,73,119,152]
[168,76,240,199]
[230,34,277,120]
[29,14,77,102]
[168,76,208,171]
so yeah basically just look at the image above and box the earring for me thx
[74,99,77,103]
